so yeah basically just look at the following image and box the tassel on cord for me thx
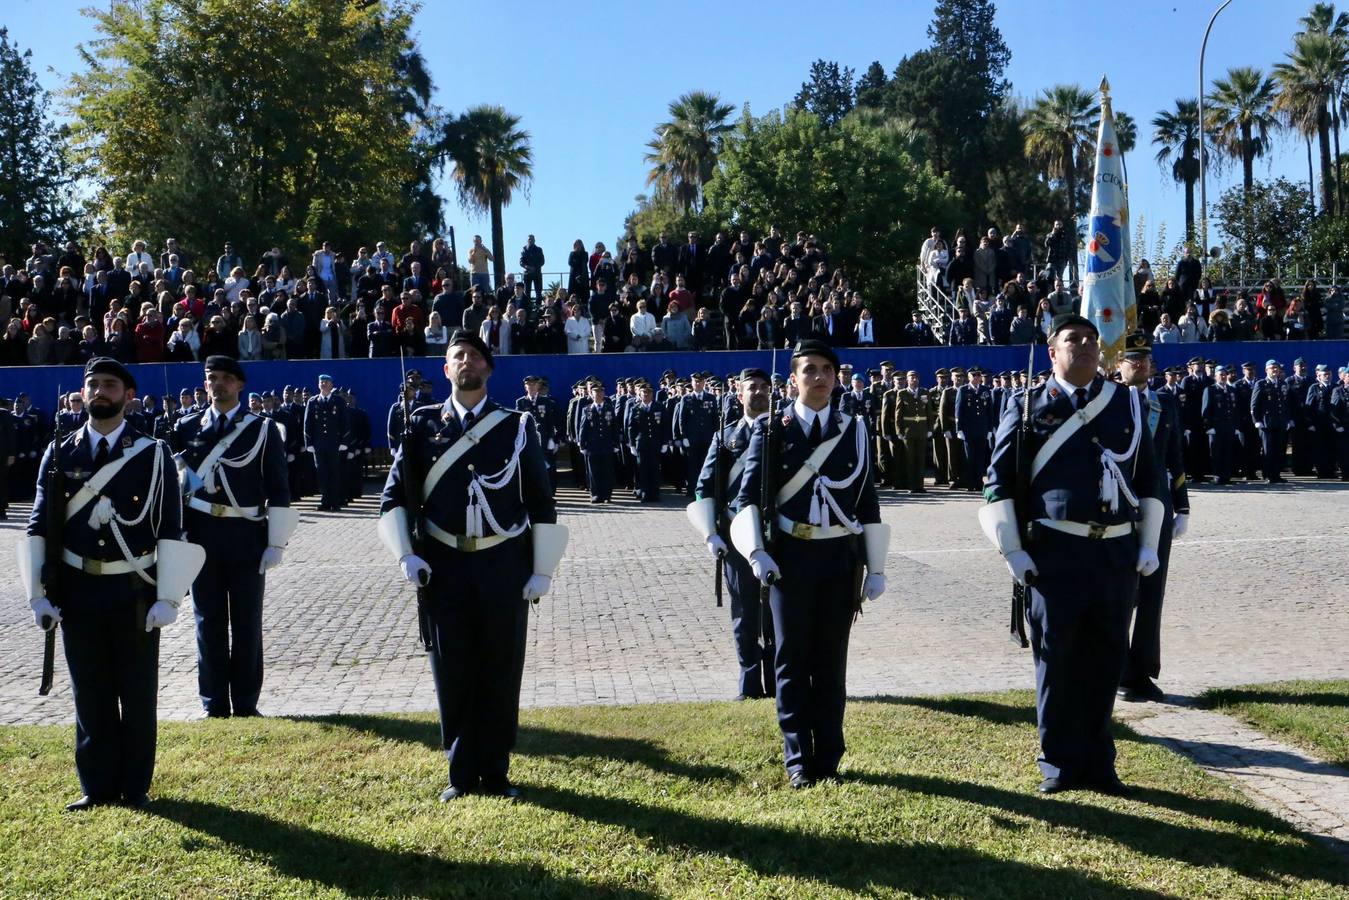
[89,496,115,528]
[808,417,868,535]
[1098,389,1142,512]
[462,418,530,540]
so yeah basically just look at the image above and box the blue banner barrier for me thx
[4,341,1347,448]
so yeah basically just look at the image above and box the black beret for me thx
[1049,313,1098,339]
[1188,356,1204,366]
[204,355,246,381]
[447,329,494,367]
[739,367,770,382]
[792,339,839,370]
[85,357,136,391]
[1122,331,1152,358]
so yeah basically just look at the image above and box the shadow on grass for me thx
[1203,688,1349,710]
[867,694,1038,727]
[149,798,653,899]
[295,713,744,786]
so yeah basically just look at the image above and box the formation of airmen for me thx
[7,327,1349,807]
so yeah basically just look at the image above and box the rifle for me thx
[399,348,432,652]
[759,347,779,697]
[1010,344,1035,648]
[39,386,66,695]
[448,227,459,288]
[712,393,726,607]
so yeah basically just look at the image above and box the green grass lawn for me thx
[1202,680,1349,769]
[2,693,1346,898]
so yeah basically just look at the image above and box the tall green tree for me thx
[1022,84,1100,225]
[1274,30,1344,215]
[704,108,962,337]
[1113,110,1138,154]
[440,105,533,287]
[1213,176,1314,272]
[927,0,1010,102]
[0,28,81,266]
[854,61,889,109]
[1206,66,1279,201]
[1299,2,1349,213]
[1151,99,1205,243]
[643,91,735,213]
[66,0,440,261]
[793,60,855,127]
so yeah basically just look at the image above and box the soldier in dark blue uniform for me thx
[1332,367,1349,479]
[516,376,558,492]
[303,374,351,510]
[1178,357,1210,482]
[55,393,88,437]
[10,392,45,501]
[955,367,994,491]
[19,358,204,810]
[1251,360,1291,484]
[344,390,372,502]
[690,367,776,699]
[1304,364,1340,479]
[1116,333,1191,704]
[731,342,888,788]
[675,372,719,499]
[625,380,664,502]
[0,398,14,520]
[1286,358,1314,476]
[1202,365,1239,485]
[378,331,565,801]
[577,380,618,503]
[979,315,1163,794]
[1234,362,1261,481]
[172,356,297,718]
[565,381,588,491]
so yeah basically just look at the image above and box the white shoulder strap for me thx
[1030,381,1116,482]
[776,416,852,507]
[193,413,259,485]
[421,409,512,502]
[66,437,157,521]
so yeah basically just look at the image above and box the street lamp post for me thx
[1198,0,1235,258]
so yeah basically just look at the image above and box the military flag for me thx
[1082,76,1136,369]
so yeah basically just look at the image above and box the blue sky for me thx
[5,0,1316,268]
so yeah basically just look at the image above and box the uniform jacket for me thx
[1251,378,1291,430]
[303,392,351,448]
[1145,388,1190,515]
[172,407,290,518]
[577,400,619,454]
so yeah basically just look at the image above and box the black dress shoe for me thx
[1037,777,1071,795]
[64,795,108,811]
[122,794,151,809]
[439,785,472,802]
[479,778,521,800]
[1086,775,1133,796]
[788,771,814,790]
[1118,678,1166,703]
[815,770,842,785]
[233,709,263,718]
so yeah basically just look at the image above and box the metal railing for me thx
[915,266,961,344]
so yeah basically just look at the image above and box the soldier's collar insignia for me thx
[781,414,792,426]
[1048,387,1060,399]
[122,436,133,448]
[1036,413,1062,426]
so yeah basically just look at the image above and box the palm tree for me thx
[440,105,533,287]
[1206,66,1279,202]
[1113,110,1138,154]
[1275,31,1344,215]
[1022,84,1099,225]
[1295,3,1349,212]
[1152,99,1206,243]
[644,91,735,212]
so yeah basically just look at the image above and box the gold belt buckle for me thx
[82,557,104,575]
[211,503,227,517]
[458,536,478,552]
[791,522,813,540]
[1087,523,1107,540]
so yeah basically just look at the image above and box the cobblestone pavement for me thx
[3,477,1348,842]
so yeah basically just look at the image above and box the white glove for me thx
[547,440,556,451]
[1172,513,1189,540]
[1308,425,1316,432]
[943,430,952,438]
[399,553,431,586]
[957,431,965,440]
[926,432,932,439]
[1255,422,1265,430]
[706,535,727,558]
[748,550,780,585]
[1206,428,1215,436]
[30,597,61,630]
[1184,429,1191,440]
[145,600,179,632]
[1004,549,1037,586]
[346,452,355,459]
[862,572,886,600]
[286,454,295,462]
[306,445,316,451]
[1286,420,1294,430]
[258,546,284,574]
[522,574,551,602]
[338,444,348,451]
[681,438,690,448]
[1136,547,1160,577]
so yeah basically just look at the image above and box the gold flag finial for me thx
[1100,75,1110,97]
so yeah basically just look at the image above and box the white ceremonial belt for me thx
[1035,519,1133,540]
[424,520,513,552]
[777,515,852,541]
[62,549,155,576]
[188,496,261,519]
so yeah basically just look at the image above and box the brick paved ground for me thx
[3,476,1347,846]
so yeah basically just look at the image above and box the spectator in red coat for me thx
[133,308,166,362]
[667,274,695,314]
[390,291,425,334]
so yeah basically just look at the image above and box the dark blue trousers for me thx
[60,572,159,801]
[724,551,774,698]
[315,443,342,507]
[633,446,661,502]
[1260,427,1287,480]
[1123,518,1174,684]
[1208,430,1234,483]
[187,512,267,716]
[962,437,988,489]
[1027,531,1137,783]
[684,439,711,498]
[584,450,614,502]
[769,536,858,778]
[425,537,532,792]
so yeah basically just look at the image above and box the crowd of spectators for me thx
[1,228,886,367]
[919,224,1348,347]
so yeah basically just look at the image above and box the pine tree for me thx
[854,61,889,109]
[0,28,80,266]
[792,60,855,128]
